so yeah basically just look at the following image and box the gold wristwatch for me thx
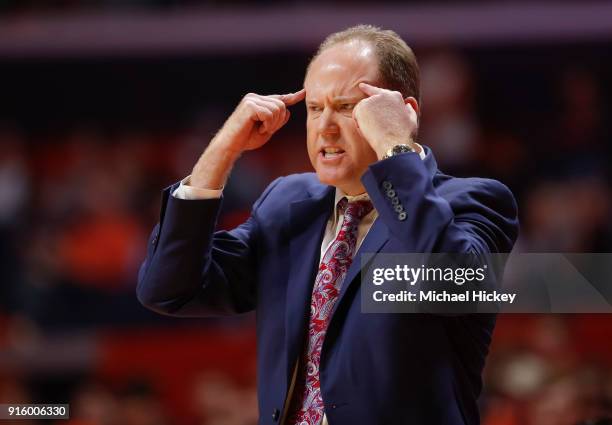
[382,144,415,160]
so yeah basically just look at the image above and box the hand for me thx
[213,89,306,154]
[353,83,419,159]
[189,88,305,190]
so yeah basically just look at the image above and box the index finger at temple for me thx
[358,82,385,96]
[277,88,306,106]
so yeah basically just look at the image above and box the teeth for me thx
[323,147,342,153]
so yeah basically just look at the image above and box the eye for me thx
[339,103,355,111]
[308,105,323,113]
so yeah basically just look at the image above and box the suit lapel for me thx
[285,184,335,383]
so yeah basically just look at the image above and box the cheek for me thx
[305,124,318,159]
[338,117,360,146]
[340,119,371,156]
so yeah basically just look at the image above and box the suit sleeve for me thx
[361,152,519,254]
[136,177,282,317]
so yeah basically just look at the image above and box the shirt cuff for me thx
[172,176,223,200]
[415,142,426,161]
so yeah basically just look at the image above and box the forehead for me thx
[304,40,380,100]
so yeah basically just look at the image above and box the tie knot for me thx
[339,198,374,223]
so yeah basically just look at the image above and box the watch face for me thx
[393,145,414,155]
[383,144,414,159]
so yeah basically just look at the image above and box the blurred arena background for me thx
[1,1,612,424]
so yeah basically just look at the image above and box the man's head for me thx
[304,25,420,195]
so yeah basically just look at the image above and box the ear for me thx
[403,96,420,116]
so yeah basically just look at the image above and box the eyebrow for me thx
[333,95,362,102]
[306,96,362,105]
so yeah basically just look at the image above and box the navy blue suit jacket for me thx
[137,147,519,425]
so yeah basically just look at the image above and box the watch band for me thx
[382,144,415,160]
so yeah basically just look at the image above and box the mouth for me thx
[319,146,346,160]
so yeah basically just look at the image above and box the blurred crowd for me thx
[1,42,612,425]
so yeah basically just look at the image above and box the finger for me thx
[250,96,281,108]
[251,97,284,118]
[281,109,291,127]
[245,95,283,115]
[246,100,274,122]
[352,99,365,123]
[250,98,284,132]
[267,108,285,134]
[256,109,286,135]
[275,88,306,106]
[273,109,288,132]
[263,96,286,109]
[255,98,286,132]
[351,104,365,138]
[358,82,385,97]
[251,106,273,133]
[259,117,272,134]
[269,103,289,131]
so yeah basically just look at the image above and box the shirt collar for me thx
[333,187,371,218]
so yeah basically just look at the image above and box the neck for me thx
[337,182,366,196]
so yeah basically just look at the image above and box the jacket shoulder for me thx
[436,174,519,251]
[271,172,323,196]
[437,175,517,215]
[252,172,325,218]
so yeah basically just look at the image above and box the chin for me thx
[316,172,364,195]
[315,170,344,188]
[315,173,338,187]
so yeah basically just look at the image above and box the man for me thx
[137,25,518,425]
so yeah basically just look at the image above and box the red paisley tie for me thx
[287,198,374,425]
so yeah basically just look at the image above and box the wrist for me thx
[376,138,417,160]
[210,134,244,159]
[190,140,241,190]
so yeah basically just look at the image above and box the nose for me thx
[318,107,339,138]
